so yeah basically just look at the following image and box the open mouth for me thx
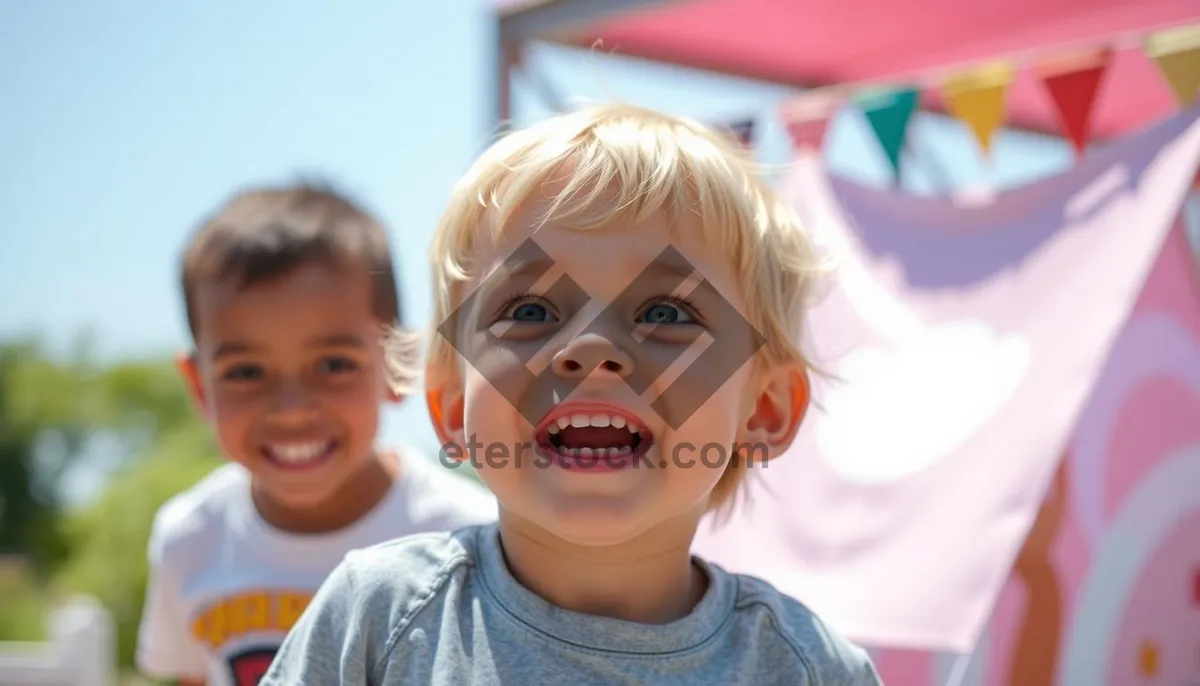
[535,409,653,471]
[260,439,338,470]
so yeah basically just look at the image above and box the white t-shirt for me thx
[135,449,497,686]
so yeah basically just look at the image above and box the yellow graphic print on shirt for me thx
[192,589,314,686]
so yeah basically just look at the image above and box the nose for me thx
[268,379,319,423]
[551,333,633,379]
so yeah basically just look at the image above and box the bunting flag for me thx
[719,118,756,147]
[856,87,919,179]
[941,61,1015,157]
[767,23,1200,170]
[1145,25,1200,107]
[780,92,843,152]
[1036,48,1112,160]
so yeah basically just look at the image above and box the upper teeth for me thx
[271,442,329,463]
[547,414,643,435]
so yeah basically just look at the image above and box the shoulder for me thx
[258,526,486,685]
[300,526,483,658]
[147,462,246,562]
[338,524,480,603]
[395,448,498,527]
[723,567,881,685]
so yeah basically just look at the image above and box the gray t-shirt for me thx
[260,524,883,685]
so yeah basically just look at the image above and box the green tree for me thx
[0,337,99,572]
[0,336,216,651]
[0,337,193,574]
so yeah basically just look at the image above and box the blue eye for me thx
[505,300,556,323]
[640,301,694,325]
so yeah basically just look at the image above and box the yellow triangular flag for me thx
[941,61,1015,158]
[1145,24,1200,107]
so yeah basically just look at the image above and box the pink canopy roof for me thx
[496,0,1200,139]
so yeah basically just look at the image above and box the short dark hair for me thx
[180,182,402,341]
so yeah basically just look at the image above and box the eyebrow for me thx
[308,333,368,349]
[499,254,718,297]
[213,341,260,360]
[640,259,698,281]
[638,259,719,299]
[212,334,366,360]
[497,255,558,284]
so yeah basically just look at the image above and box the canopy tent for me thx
[491,0,1199,141]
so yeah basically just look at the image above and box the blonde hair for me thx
[423,102,826,510]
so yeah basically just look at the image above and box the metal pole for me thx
[489,22,514,146]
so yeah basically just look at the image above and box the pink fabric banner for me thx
[865,217,1200,685]
[693,106,1200,654]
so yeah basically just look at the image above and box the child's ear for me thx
[741,363,810,463]
[175,351,211,419]
[426,381,467,462]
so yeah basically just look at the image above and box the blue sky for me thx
[8,0,1177,503]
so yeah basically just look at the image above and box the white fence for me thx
[0,596,114,686]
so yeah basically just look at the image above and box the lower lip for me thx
[535,440,653,474]
[260,440,338,472]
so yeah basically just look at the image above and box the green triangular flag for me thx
[857,87,919,178]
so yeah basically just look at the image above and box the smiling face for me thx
[431,195,803,547]
[180,260,394,514]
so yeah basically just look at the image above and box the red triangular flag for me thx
[779,92,842,153]
[786,118,831,151]
[1036,48,1112,159]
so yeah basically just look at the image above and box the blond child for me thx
[261,106,882,685]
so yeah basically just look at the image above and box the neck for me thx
[253,449,400,534]
[495,510,708,624]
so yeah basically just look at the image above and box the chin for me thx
[255,466,348,507]
[270,485,340,509]
[538,508,663,548]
